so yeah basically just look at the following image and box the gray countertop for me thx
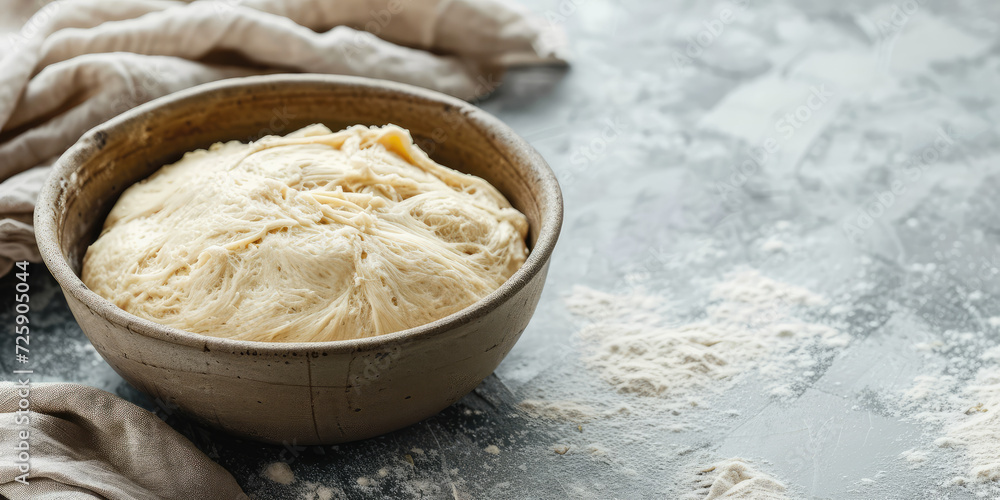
[5,0,1000,498]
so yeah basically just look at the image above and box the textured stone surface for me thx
[3,0,1000,497]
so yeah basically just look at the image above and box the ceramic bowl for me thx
[34,74,562,444]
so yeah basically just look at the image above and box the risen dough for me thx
[81,124,529,342]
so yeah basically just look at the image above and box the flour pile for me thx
[262,462,295,485]
[684,458,788,499]
[566,270,846,406]
[903,344,1000,484]
[82,124,529,342]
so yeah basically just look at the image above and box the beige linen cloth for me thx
[0,0,566,275]
[0,383,247,499]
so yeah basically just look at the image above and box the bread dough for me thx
[81,124,529,342]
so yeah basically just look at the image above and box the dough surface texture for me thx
[82,124,529,342]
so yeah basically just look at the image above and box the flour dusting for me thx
[902,343,1000,486]
[262,462,295,485]
[519,399,597,422]
[566,270,845,407]
[299,482,340,500]
[684,458,788,499]
[939,358,1000,482]
[899,449,929,468]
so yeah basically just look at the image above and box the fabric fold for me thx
[0,383,248,500]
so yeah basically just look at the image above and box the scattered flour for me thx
[684,458,788,499]
[900,449,929,467]
[566,270,845,408]
[856,471,886,488]
[362,462,466,498]
[903,345,1000,484]
[541,442,609,458]
[517,398,632,426]
[939,363,1000,482]
[262,461,295,485]
[759,236,787,253]
[299,482,341,500]
[519,399,597,422]
[904,374,958,411]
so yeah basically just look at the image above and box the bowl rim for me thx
[34,74,563,354]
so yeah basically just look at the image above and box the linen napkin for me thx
[0,382,248,499]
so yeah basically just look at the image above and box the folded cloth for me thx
[0,0,567,276]
[0,382,248,499]
[0,167,49,276]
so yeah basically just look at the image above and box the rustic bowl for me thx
[34,74,562,445]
